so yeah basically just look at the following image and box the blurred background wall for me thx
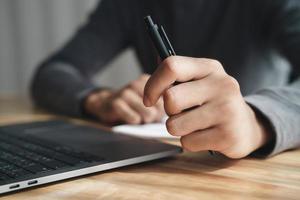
[0,0,141,97]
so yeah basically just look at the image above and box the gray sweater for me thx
[31,0,300,156]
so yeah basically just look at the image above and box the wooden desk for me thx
[1,96,300,200]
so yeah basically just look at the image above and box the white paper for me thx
[112,117,178,139]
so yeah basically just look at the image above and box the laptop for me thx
[0,120,181,194]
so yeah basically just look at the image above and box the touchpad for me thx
[23,123,131,151]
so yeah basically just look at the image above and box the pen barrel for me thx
[148,27,170,60]
[144,16,170,60]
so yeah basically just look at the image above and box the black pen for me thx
[144,15,216,156]
[144,16,176,59]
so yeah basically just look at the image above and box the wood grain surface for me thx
[0,96,299,200]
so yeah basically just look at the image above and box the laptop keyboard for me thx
[0,131,104,183]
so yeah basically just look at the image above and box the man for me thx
[31,0,300,158]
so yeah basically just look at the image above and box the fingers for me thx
[163,78,214,115]
[128,74,150,97]
[180,128,225,152]
[112,98,141,124]
[144,56,223,107]
[120,88,159,123]
[105,73,165,124]
[166,103,220,136]
[154,97,165,121]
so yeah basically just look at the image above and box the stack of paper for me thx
[112,121,178,139]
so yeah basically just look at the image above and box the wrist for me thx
[247,103,274,152]
[84,89,113,116]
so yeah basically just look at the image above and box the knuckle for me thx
[131,115,142,124]
[164,89,174,103]
[223,76,240,93]
[143,116,152,124]
[128,81,139,90]
[164,57,179,75]
[206,59,223,72]
[180,137,197,152]
[120,88,132,98]
[166,118,178,136]
[112,98,122,109]
[164,89,180,114]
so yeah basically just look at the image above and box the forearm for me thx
[31,62,100,117]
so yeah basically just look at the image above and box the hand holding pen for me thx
[143,16,272,158]
[144,16,216,155]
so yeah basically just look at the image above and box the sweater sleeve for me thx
[245,0,300,156]
[31,0,133,116]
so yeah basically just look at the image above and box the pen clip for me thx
[158,26,176,56]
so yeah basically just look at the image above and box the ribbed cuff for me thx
[75,85,102,118]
